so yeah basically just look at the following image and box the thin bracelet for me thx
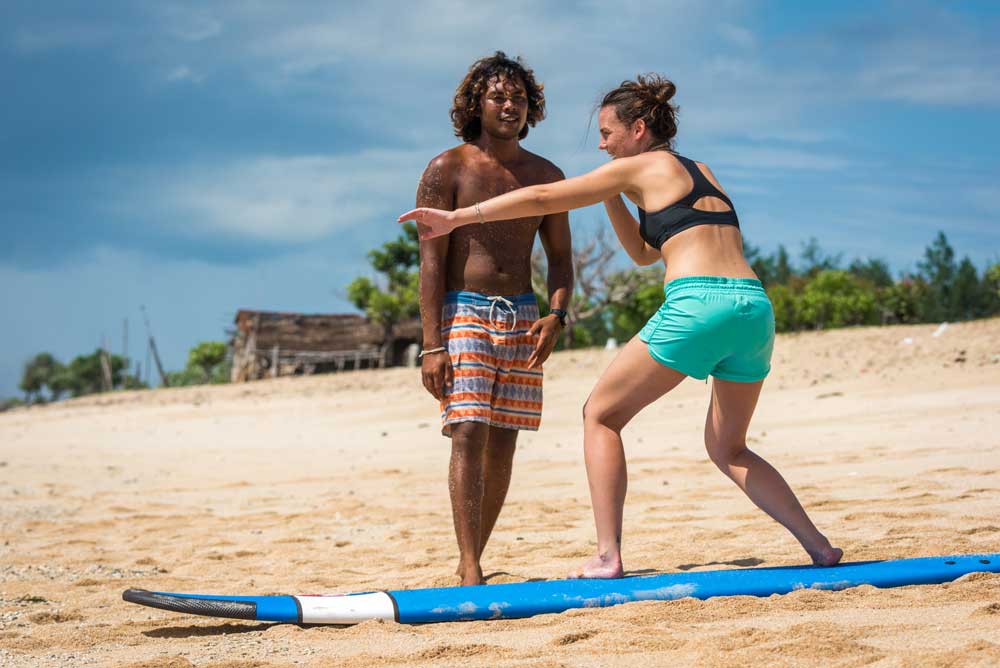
[474,202,487,224]
[418,346,447,358]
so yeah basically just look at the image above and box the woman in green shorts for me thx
[399,74,842,578]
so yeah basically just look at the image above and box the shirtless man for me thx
[415,52,573,586]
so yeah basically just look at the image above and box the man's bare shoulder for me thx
[519,149,566,183]
[424,144,478,175]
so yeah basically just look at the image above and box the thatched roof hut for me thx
[230,310,422,382]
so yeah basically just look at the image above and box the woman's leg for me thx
[705,378,842,565]
[572,336,687,578]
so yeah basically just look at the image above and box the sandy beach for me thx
[1,318,999,667]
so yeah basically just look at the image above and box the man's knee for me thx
[484,439,517,468]
[451,422,489,451]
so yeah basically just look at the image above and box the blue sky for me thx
[2,1,998,396]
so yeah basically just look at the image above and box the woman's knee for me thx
[705,434,747,467]
[582,397,627,432]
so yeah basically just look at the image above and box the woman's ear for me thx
[632,118,647,140]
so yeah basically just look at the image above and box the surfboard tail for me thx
[123,589,261,621]
[122,589,397,624]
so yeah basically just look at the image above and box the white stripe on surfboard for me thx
[295,592,395,624]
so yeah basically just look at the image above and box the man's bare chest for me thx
[455,165,545,206]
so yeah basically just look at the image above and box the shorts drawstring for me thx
[487,295,517,332]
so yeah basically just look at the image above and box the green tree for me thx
[917,231,957,321]
[774,245,794,285]
[165,367,208,387]
[347,222,421,357]
[19,353,64,403]
[1,397,25,412]
[167,341,230,386]
[743,237,776,287]
[797,270,878,329]
[767,283,800,332]
[983,262,1000,315]
[121,374,149,390]
[606,267,665,341]
[799,237,842,277]
[61,350,129,398]
[877,277,928,325]
[952,257,983,320]
[985,263,1000,297]
[188,341,228,382]
[848,257,893,288]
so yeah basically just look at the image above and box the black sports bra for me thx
[638,153,739,249]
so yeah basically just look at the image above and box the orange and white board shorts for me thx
[440,290,543,436]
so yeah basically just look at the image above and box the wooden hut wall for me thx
[230,310,422,381]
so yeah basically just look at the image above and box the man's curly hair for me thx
[450,51,546,143]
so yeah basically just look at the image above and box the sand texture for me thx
[1,319,999,667]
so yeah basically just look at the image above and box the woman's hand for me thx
[397,208,461,240]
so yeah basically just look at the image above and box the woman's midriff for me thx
[658,224,758,285]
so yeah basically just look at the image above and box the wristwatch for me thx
[549,308,567,327]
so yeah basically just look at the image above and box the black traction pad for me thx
[123,589,256,620]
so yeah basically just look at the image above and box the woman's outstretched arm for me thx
[399,157,640,239]
[604,195,661,266]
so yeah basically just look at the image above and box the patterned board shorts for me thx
[440,290,543,436]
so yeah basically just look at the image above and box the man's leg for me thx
[449,420,490,586]
[478,426,517,564]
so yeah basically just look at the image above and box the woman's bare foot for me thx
[809,544,844,567]
[456,561,484,586]
[569,553,624,579]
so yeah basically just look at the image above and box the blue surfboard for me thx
[123,553,999,624]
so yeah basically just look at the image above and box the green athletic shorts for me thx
[638,276,774,382]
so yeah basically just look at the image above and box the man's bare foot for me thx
[456,562,484,586]
[569,553,624,579]
[809,545,843,567]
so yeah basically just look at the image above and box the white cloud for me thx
[859,63,1000,106]
[106,149,428,243]
[850,16,999,106]
[159,5,222,42]
[166,65,204,83]
[711,147,850,172]
[717,23,757,49]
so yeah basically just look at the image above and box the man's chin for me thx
[484,127,522,141]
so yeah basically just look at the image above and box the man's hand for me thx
[421,351,453,400]
[527,314,562,369]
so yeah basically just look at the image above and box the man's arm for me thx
[540,210,573,313]
[527,167,574,369]
[416,154,456,399]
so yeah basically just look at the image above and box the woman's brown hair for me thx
[601,74,679,149]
